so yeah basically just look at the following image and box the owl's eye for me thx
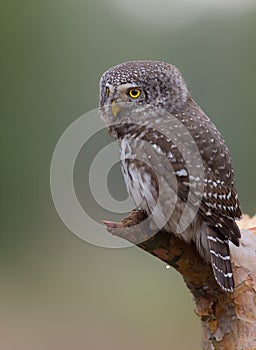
[105,87,110,96]
[128,88,141,99]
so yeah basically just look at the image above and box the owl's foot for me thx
[102,220,123,229]
[103,209,152,244]
[103,209,146,229]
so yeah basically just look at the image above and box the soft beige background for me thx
[1,1,256,349]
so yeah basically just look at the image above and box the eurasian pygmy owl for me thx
[99,60,242,292]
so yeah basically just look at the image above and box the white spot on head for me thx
[218,165,226,170]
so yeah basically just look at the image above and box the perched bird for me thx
[99,60,242,292]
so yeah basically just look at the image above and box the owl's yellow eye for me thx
[128,88,141,99]
[106,87,110,96]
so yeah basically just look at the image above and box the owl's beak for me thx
[111,100,121,117]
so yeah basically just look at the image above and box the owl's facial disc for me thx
[100,60,190,114]
[103,83,144,117]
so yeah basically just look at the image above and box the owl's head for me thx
[99,60,189,119]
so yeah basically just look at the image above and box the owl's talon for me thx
[102,220,124,229]
[102,220,117,228]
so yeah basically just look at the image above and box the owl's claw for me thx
[103,210,146,230]
[102,210,153,243]
[102,220,123,229]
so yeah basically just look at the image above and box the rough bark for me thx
[104,211,256,350]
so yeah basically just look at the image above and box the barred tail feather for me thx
[207,228,235,292]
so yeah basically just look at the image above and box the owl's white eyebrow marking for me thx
[118,83,140,89]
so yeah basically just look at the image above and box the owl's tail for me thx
[207,227,235,292]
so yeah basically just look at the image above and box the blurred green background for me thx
[1,1,256,349]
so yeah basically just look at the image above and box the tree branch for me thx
[104,210,256,350]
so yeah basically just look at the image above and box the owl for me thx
[99,60,242,292]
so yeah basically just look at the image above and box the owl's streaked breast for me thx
[120,137,157,213]
[119,133,196,241]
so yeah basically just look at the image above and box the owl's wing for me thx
[202,178,242,220]
[137,124,242,246]
[199,179,242,245]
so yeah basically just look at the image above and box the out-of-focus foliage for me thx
[1,1,256,349]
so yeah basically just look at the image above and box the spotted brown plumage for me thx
[99,60,242,292]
